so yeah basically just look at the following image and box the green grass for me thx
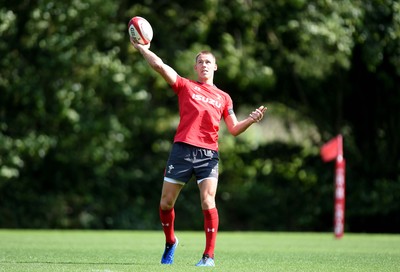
[0,230,399,271]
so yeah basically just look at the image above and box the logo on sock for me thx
[162,223,170,227]
[207,228,215,233]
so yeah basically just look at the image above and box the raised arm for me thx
[130,39,178,85]
[224,106,267,136]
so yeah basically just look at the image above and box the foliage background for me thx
[0,0,399,232]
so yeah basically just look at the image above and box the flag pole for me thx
[334,134,345,238]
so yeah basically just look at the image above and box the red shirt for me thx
[171,76,233,151]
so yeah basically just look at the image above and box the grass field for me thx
[0,230,399,271]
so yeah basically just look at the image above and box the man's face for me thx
[194,53,217,80]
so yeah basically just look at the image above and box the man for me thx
[130,38,266,267]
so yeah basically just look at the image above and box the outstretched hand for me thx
[130,37,150,50]
[249,105,267,123]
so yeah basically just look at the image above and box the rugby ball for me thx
[128,16,153,45]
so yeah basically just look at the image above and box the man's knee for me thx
[160,198,175,210]
[200,193,216,210]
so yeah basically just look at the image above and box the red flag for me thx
[320,135,342,162]
[320,135,346,238]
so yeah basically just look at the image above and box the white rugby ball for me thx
[128,16,153,45]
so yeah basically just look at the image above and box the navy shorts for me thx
[164,142,219,185]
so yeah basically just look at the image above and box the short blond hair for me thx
[195,51,216,63]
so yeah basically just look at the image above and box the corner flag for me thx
[320,135,342,162]
[320,134,346,239]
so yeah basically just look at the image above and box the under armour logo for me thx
[167,165,174,174]
[207,228,215,233]
[162,223,170,227]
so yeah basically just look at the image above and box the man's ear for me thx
[214,64,218,71]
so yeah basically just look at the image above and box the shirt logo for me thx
[192,93,222,108]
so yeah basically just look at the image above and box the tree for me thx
[0,0,399,232]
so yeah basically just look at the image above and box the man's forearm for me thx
[137,47,164,72]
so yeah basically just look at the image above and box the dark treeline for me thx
[0,0,399,232]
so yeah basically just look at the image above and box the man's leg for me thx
[160,181,183,264]
[197,178,218,266]
[160,181,182,243]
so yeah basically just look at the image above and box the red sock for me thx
[159,207,176,244]
[203,208,219,258]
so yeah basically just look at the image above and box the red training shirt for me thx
[171,76,233,151]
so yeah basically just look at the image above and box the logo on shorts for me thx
[167,165,174,174]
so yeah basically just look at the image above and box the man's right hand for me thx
[130,37,150,50]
